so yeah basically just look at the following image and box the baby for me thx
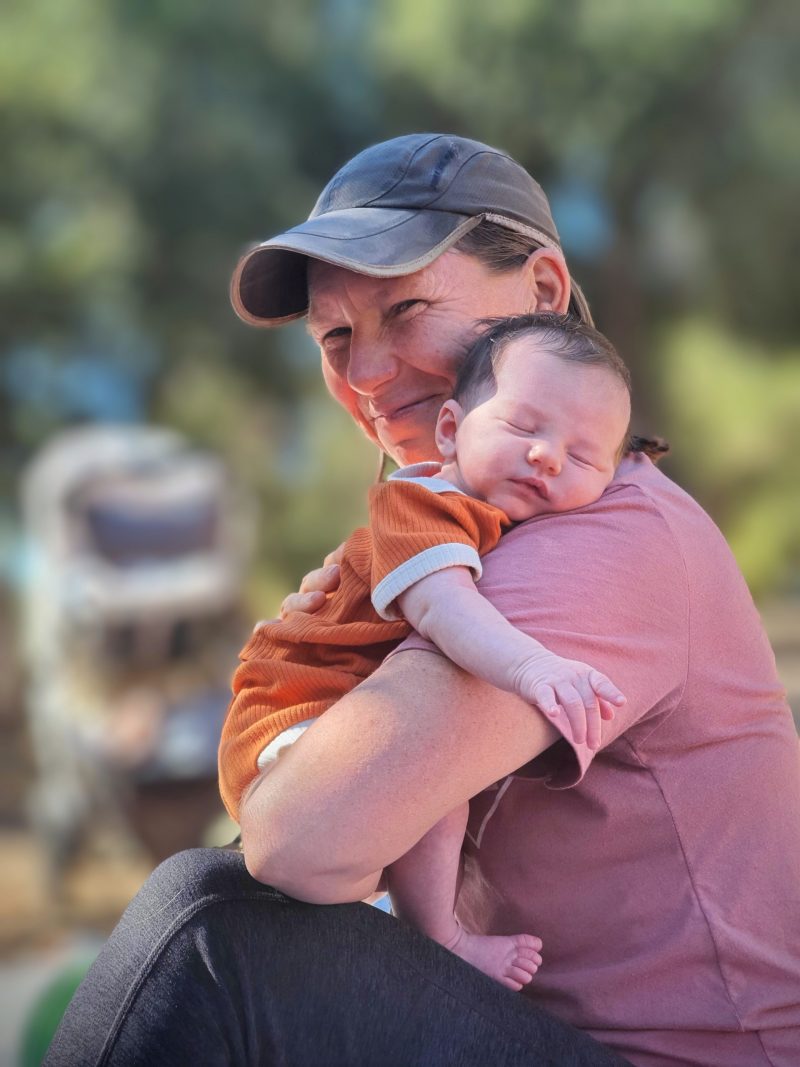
[220,312,639,991]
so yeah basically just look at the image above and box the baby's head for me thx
[435,314,632,522]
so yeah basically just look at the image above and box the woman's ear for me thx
[524,247,571,314]
[435,400,464,461]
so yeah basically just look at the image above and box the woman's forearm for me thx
[238,649,558,902]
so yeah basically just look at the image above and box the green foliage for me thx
[2,0,798,602]
[657,318,800,595]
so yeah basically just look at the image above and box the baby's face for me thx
[437,339,630,522]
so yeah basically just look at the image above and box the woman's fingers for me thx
[279,589,327,619]
[322,542,346,567]
[299,563,341,596]
[279,561,343,618]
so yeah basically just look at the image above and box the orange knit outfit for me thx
[218,466,508,820]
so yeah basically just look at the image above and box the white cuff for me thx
[372,542,482,620]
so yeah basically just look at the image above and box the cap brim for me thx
[231,207,480,327]
[230,206,593,328]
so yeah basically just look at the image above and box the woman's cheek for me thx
[405,315,470,384]
[321,361,379,444]
[321,358,354,414]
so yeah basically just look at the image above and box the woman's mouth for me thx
[369,395,441,424]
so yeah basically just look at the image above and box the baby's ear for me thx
[435,399,464,460]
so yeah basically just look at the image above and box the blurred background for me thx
[1,0,798,1061]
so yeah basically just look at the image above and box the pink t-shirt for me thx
[391,453,800,1067]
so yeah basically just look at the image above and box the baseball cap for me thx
[231,133,592,327]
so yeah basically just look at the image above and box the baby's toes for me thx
[515,946,542,970]
[510,949,540,975]
[512,933,542,952]
[511,934,542,971]
[506,962,537,988]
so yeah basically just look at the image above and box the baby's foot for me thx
[444,924,543,991]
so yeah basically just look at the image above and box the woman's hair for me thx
[455,221,537,272]
[453,312,669,461]
[454,221,589,322]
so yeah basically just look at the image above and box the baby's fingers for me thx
[589,670,626,708]
[572,677,603,750]
[555,683,591,747]
[532,684,560,719]
[599,697,619,722]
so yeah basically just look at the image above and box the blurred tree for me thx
[1,0,798,604]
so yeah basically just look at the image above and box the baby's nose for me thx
[527,440,561,475]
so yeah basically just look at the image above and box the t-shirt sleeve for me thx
[368,480,507,620]
[386,482,690,788]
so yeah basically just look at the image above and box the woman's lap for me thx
[44,847,629,1066]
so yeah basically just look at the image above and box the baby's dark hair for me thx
[453,313,669,461]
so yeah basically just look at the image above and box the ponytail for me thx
[627,434,670,462]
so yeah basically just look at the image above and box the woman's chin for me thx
[380,433,440,469]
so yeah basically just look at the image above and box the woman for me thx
[46,134,800,1067]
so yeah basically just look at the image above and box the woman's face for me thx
[307,251,540,466]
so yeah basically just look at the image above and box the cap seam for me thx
[357,147,525,216]
[359,133,446,210]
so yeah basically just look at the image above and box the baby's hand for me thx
[513,653,625,751]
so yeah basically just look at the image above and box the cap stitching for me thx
[360,147,522,215]
[359,133,445,209]
[482,213,558,249]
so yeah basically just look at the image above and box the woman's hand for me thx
[254,544,345,629]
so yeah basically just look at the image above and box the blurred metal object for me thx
[19,425,252,884]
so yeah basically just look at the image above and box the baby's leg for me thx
[386,803,542,992]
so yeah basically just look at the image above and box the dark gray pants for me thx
[45,847,630,1066]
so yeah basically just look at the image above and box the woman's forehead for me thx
[308,260,419,298]
[306,250,484,313]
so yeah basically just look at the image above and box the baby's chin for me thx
[501,501,553,522]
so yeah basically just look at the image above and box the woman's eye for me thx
[391,299,421,317]
[320,329,351,371]
[322,326,351,343]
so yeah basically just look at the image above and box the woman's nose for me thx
[346,333,400,395]
[527,440,561,475]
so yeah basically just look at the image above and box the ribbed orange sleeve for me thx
[218,481,508,820]
[368,482,506,617]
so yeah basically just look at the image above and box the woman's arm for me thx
[239,648,559,903]
[397,568,624,750]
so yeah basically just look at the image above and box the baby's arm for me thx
[397,568,625,750]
